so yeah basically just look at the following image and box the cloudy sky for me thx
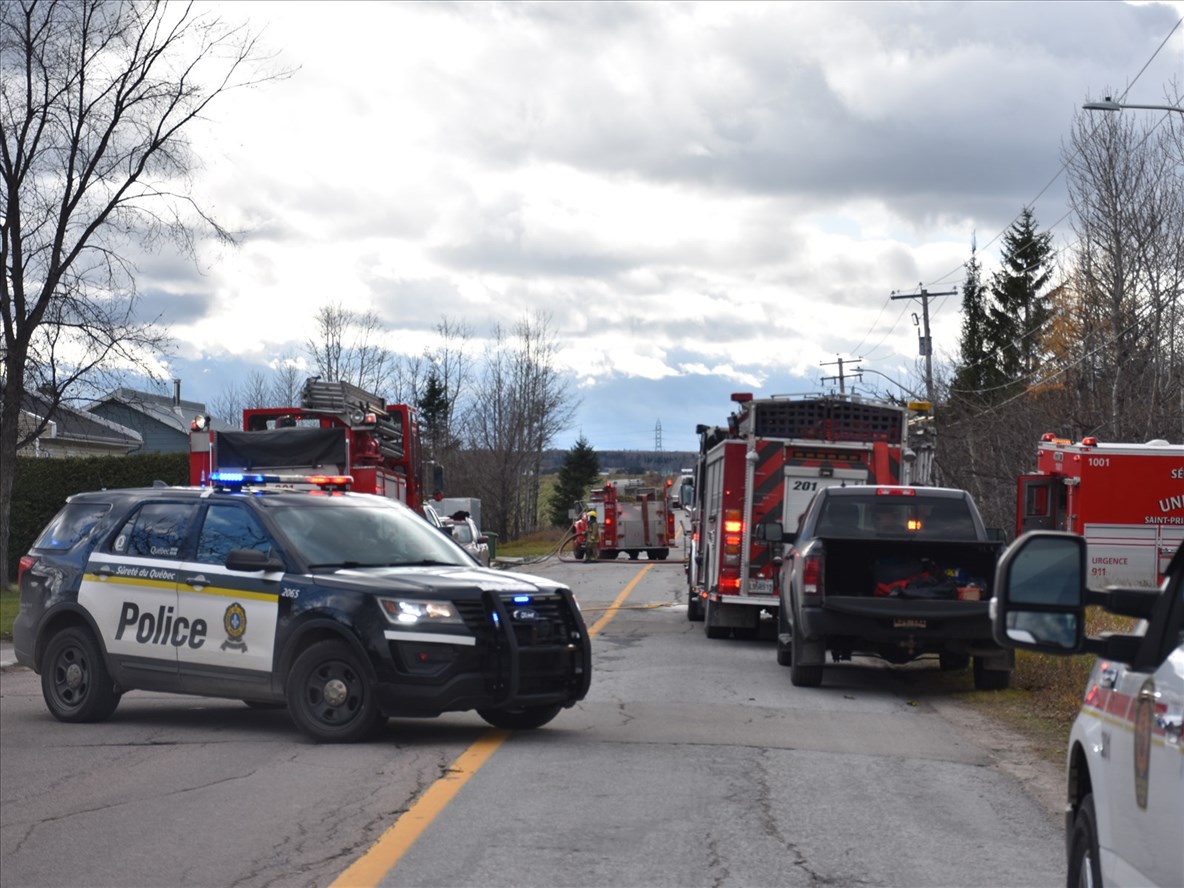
[144,0,1184,452]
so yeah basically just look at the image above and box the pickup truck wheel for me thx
[478,704,562,730]
[789,618,823,687]
[776,606,792,666]
[1068,794,1101,888]
[704,599,729,639]
[286,640,384,743]
[939,653,970,672]
[41,626,122,723]
[972,657,1011,690]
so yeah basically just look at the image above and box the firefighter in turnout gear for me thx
[585,513,600,561]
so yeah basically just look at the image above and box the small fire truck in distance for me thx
[1017,435,1184,589]
[189,378,432,512]
[688,392,913,639]
[588,482,674,560]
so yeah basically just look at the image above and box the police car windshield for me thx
[267,501,471,570]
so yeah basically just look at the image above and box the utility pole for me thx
[820,356,862,395]
[891,284,956,404]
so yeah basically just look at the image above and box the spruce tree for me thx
[952,236,993,401]
[547,436,601,528]
[986,208,1054,393]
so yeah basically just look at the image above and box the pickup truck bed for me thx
[781,486,1011,689]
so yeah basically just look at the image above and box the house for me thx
[17,389,142,458]
[87,380,232,454]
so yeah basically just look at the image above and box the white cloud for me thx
[148,0,1184,451]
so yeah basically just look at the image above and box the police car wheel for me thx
[286,641,383,743]
[40,626,121,723]
[477,704,562,730]
[1068,794,1102,888]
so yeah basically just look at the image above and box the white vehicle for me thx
[992,532,1183,887]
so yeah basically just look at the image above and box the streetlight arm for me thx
[1083,97,1183,115]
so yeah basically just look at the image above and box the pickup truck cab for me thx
[992,532,1183,887]
[778,485,1011,689]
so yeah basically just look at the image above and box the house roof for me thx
[21,390,143,448]
[90,386,235,434]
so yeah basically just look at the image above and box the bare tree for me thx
[1063,103,1184,441]
[0,0,283,581]
[270,351,304,406]
[306,303,397,397]
[460,313,576,539]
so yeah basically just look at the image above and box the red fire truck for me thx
[189,378,432,512]
[1017,434,1184,588]
[688,392,914,638]
[588,482,675,560]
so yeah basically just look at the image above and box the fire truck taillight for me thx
[802,555,823,597]
[723,509,743,565]
[720,575,741,592]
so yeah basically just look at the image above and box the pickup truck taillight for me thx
[802,554,823,598]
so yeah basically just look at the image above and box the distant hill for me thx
[541,449,696,476]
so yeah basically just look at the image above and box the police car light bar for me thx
[208,471,354,492]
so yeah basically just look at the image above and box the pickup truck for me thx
[991,532,1182,887]
[777,485,1012,689]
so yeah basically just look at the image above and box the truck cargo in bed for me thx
[778,485,1011,689]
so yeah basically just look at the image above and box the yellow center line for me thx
[330,564,652,888]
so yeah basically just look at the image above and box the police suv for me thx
[992,533,1183,887]
[14,473,591,743]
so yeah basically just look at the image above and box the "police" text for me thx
[115,602,207,648]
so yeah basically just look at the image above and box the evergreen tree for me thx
[952,235,992,400]
[986,208,1054,392]
[547,436,601,528]
[417,370,453,456]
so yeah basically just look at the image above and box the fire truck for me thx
[688,392,915,638]
[1016,434,1184,588]
[587,482,675,560]
[189,378,432,512]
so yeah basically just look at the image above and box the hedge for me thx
[8,453,188,579]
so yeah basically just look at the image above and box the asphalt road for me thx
[0,554,1065,888]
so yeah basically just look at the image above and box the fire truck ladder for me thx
[300,378,405,459]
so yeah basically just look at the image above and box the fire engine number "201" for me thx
[792,481,818,491]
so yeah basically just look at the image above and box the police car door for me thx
[1103,581,1183,887]
[81,501,197,682]
[175,503,283,691]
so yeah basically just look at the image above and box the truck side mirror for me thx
[755,521,783,543]
[991,532,1085,652]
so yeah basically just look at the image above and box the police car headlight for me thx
[379,597,462,625]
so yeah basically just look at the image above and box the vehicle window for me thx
[195,505,273,565]
[111,502,196,559]
[32,502,111,550]
[452,523,473,544]
[268,501,471,568]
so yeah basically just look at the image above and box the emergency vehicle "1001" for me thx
[1017,435,1184,588]
[688,392,918,639]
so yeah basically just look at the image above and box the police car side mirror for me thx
[991,531,1086,653]
[226,548,285,573]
